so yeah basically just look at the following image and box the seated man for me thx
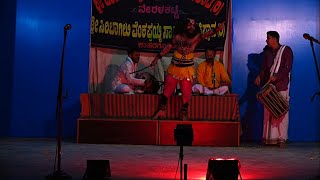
[192,48,231,95]
[112,47,151,94]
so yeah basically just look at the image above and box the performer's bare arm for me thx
[151,37,177,66]
[194,22,225,45]
[160,43,174,57]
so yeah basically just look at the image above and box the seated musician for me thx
[192,48,231,95]
[112,47,152,94]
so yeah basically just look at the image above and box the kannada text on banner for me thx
[91,0,229,52]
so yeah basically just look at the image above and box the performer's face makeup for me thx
[186,19,195,34]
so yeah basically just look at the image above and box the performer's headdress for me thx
[173,16,200,37]
[187,18,196,26]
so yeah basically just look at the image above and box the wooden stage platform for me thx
[77,94,241,146]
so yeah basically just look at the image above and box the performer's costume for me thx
[156,51,195,120]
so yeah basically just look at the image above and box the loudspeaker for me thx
[85,160,111,180]
[206,159,239,180]
[174,124,193,146]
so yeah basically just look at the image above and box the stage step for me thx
[77,118,240,147]
[77,118,158,145]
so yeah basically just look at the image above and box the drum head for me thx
[137,72,160,94]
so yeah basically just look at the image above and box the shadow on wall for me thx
[102,64,119,93]
[91,64,119,93]
[94,63,155,94]
[239,52,264,142]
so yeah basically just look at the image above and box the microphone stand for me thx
[46,24,72,180]
[179,145,185,180]
[308,39,320,102]
[178,145,188,180]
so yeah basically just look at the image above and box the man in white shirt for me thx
[112,48,151,94]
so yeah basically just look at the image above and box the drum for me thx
[256,84,289,118]
[137,72,160,94]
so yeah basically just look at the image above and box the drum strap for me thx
[270,45,286,75]
[129,64,152,74]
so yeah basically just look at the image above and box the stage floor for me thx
[0,138,319,180]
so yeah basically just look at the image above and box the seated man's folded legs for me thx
[213,86,229,95]
[192,84,204,94]
[114,84,134,94]
[192,84,229,95]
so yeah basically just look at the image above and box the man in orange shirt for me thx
[192,48,231,95]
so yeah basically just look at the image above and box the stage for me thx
[27,93,317,180]
[78,94,241,146]
[0,138,319,180]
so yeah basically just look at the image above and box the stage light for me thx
[206,158,240,180]
[174,124,194,146]
[83,160,111,180]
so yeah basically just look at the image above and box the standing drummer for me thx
[255,31,293,147]
[112,47,152,94]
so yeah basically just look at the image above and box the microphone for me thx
[64,24,72,30]
[303,33,319,44]
[212,72,216,87]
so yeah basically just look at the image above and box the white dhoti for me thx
[113,84,144,94]
[262,89,290,142]
[113,84,134,94]
[192,84,229,95]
